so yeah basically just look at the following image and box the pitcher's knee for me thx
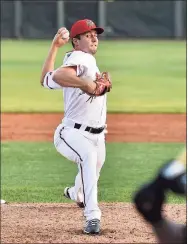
[82,151,97,165]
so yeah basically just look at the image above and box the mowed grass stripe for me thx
[2,142,185,203]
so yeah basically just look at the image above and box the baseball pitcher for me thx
[40,19,112,234]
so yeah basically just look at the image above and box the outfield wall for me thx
[1,0,186,39]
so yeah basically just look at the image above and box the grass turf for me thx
[1,142,185,204]
[2,40,186,112]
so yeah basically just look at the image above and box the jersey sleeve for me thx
[42,71,62,90]
[62,51,89,77]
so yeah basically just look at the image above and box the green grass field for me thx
[2,40,186,112]
[2,142,185,204]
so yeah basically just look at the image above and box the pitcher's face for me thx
[74,30,98,55]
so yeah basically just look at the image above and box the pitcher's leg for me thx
[80,151,101,221]
[69,151,100,217]
[96,135,106,180]
[54,126,86,204]
[68,170,83,202]
[54,126,101,220]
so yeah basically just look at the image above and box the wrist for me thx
[50,43,59,51]
[84,81,97,94]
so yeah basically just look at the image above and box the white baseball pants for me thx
[54,123,106,221]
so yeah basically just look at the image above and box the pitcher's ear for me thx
[73,38,79,46]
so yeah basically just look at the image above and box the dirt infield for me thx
[1,203,186,243]
[1,113,186,142]
[1,113,186,243]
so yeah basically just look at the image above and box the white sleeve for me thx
[42,71,62,90]
[62,52,88,77]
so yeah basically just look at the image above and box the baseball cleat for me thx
[64,187,71,199]
[0,199,6,204]
[84,219,100,234]
[64,187,85,208]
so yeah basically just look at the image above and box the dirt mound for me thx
[1,202,186,243]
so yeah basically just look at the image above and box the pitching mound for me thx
[2,203,186,243]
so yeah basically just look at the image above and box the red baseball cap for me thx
[70,19,104,38]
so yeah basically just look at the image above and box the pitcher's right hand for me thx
[52,27,69,48]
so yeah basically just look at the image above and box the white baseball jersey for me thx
[51,51,107,222]
[43,51,107,128]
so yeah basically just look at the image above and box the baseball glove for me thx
[95,72,112,96]
[88,72,112,97]
[86,72,112,103]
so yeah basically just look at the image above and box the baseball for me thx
[1,199,6,204]
[62,30,69,39]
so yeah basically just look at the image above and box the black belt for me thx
[74,123,105,134]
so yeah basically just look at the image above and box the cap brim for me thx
[94,27,104,34]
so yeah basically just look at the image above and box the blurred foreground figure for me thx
[133,149,187,243]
